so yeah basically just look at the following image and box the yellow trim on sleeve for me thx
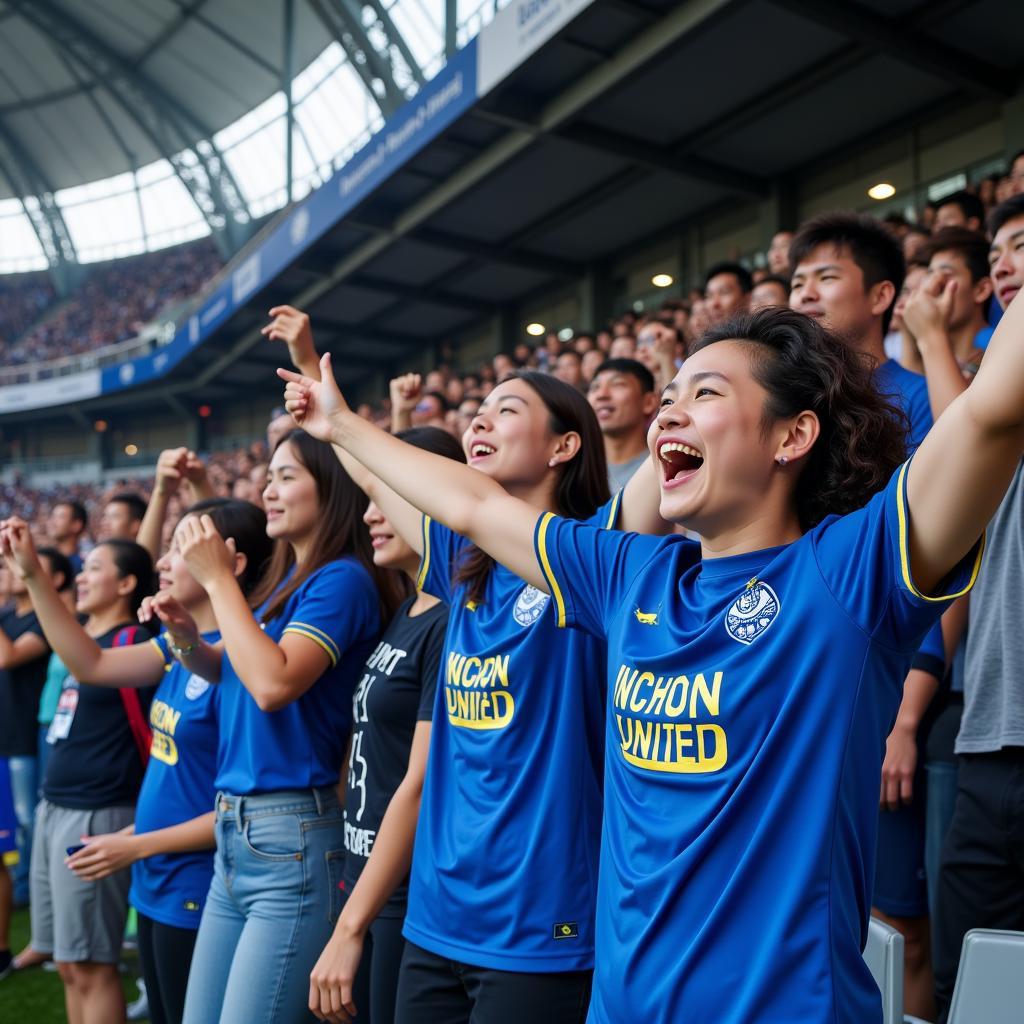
[282,624,339,666]
[416,514,431,591]
[896,460,985,602]
[605,489,623,530]
[536,512,567,628]
[149,637,173,672]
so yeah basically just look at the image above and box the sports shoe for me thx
[127,978,149,1021]
[0,949,14,981]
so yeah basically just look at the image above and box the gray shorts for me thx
[30,799,134,963]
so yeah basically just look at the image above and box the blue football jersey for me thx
[130,631,220,929]
[404,494,621,972]
[215,559,380,794]
[535,464,982,1023]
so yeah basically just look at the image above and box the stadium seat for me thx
[865,917,905,1024]
[946,929,1024,1024]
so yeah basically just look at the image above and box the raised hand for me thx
[903,275,957,344]
[389,372,422,416]
[153,447,189,499]
[277,353,350,444]
[263,305,320,373]
[182,450,212,499]
[140,591,200,649]
[0,516,44,580]
[178,514,237,590]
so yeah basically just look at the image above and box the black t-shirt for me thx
[43,623,154,809]
[0,607,50,758]
[343,597,447,916]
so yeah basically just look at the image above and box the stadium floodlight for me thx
[867,182,896,200]
[526,322,545,336]
[651,273,674,288]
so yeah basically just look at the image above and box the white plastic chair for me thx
[947,928,1024,1024]
[865,917,905,1024]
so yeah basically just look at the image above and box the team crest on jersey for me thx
[185,674,210,700]
[724,579,780,645]
[513,585,550,627]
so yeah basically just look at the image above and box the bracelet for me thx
[168,639,197,659]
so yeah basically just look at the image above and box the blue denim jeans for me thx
[8,754,38,904]
[182,788,345,1024]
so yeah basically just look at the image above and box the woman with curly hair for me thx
[278,299,1020,1024]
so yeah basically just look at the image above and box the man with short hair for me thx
[703,262,752,325]
[901,228,993,407]
[553,349,584,390]
[750,275,790,311]
[933,190,985,233]
[98,492,147,542]
[767,230,793,277]
[46,501,87,575]
[932,193,1024,1022]
[587,358,657,492]
[1008,149,1024,197]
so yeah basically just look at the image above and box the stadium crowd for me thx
[0,238,223,367]
[0,154,1023,1024]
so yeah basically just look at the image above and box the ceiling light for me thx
[557,327,573,341]
[651,273,674,288]
[526,322,545,336]
[867,182,896,201]
[124,443,138,456]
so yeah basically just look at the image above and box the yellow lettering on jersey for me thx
[150,730,179,766]
[444,650,514,729]
[612,662,729,774]
[150,700,181,736]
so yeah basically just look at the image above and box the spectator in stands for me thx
[609,335,636,359]
[493,353,518,380]
[1008,150,1024,196]
[933,190,985,233]
[750,275,790,311]
[573,333,595,354]
[47,500,87,575]
[453,396,481,440]
[553,348,585,390]
[767,230,794,276]
[932,194,1024,1021]
[894,263,930,373]
[704,262,752,325]
[98,493,147,542]
[903,225,931,265]
[581,348,605,385]
[0,531,153,1024]
[904,228,993,390]
[412,392,451,431]
[587,358,657,492]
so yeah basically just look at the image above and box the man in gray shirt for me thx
[587,358,657,493]
[932,194,1024,1022]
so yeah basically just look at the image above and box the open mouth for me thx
[470,442,496,460]
[659,441,704,482]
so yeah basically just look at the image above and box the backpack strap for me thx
[113,626,151,767]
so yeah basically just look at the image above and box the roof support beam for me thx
[10,0,253,257]
[766,0,1017,100]
[0,117,79,295]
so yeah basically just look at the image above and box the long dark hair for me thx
[96,539,156,615]
[180,498,272,598]
[695,308,907,530]
[453,370,610,606]
[250,429,406,623]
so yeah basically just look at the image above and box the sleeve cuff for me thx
[282,622,340,666]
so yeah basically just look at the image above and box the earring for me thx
[548,458,558,467]
[777,455,789,466]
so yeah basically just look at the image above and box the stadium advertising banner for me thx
[0,369,101,412]
[89,4,593,402]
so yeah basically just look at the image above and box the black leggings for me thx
[349,914,407,1023]
[137,912,199,1024]
[395,941,592,1024]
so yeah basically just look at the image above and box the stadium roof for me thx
[0,0,484,269]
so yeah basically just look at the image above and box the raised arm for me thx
[178,514,338,711]
[0,518,164,687]
[902,277,968,419]
[905,290,1024,594]
[265,309,426,560]
[279,356,546,591]
[137,447,189,561]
